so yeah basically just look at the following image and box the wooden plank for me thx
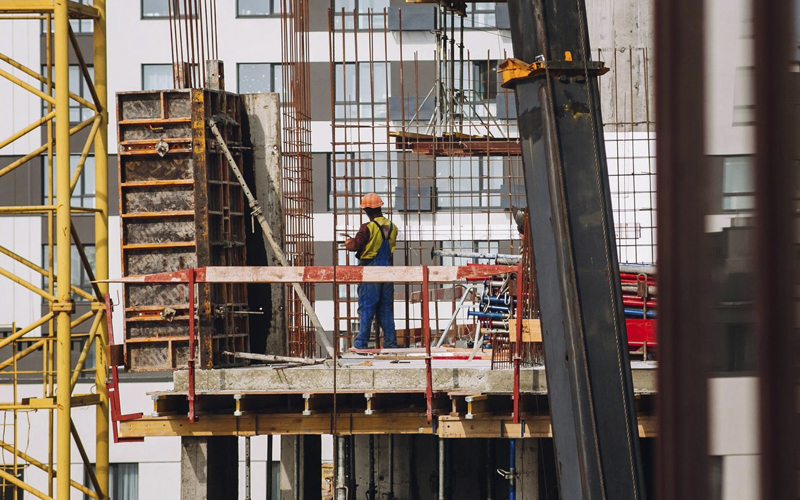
[119,413,435,438]
[508,319,542,343]
[118,412,657,439]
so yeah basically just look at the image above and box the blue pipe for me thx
[483,305,512,313]
[624,308,657,319]
[481,296,517,307]
[468,310,509,320]
[509,439,516,500]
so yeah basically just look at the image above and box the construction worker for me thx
[345,193,398,349]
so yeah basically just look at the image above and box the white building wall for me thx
[0,19,42,157]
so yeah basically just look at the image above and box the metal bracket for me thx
[51,300,75,313]
[499,54,609,88]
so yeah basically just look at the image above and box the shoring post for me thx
[93,0,110,493]
[513,264,523,424]
[423,265,433,422]
[187,268,198,422]
[54,2,74,499]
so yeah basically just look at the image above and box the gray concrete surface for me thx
[173,360,657,395]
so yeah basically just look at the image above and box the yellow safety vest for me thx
[358,216,397,261]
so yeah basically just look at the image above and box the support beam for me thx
[505,0,645,498]
[280,435,321,500]
[180,436,239,500]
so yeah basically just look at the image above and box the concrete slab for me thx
[172,360,657,395]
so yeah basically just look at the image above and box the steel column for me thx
[54,1,73,499]
[505,0,645,498]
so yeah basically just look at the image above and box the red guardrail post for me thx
[513,264,523,424]
[422,265,433,423]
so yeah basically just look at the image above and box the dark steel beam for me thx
[505,0,645,498]
[654,0,711,499]
[753,0,798,498]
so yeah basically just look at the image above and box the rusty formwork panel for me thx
[117,89,249,371]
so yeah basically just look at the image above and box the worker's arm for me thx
[344,223,370,252]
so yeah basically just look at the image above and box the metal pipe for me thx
[508,440,516,500]
[432,249,522,263]
[336,437,347,500]
[54,2,73,499]
[434,284,473,348]
[266,435,273,500]
[438,438,446,500]
[245,436,251,500]
[368,435,376,500]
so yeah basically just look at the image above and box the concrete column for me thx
[516,439,539,499]
[280,435,321,500]
[181,436,239,500]
[242,93,286,356]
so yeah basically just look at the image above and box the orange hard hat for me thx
[359,193,384,209]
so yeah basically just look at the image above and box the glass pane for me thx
[238,0,271,16]
[722,157,754,195]
[142,64,172,91]
[272,64,283,93]
[238,63,271,93]
[142,0,169,18]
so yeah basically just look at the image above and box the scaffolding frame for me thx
[0,1,109,499]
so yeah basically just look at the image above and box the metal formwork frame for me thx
[0,1,108,499]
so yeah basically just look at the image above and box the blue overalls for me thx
[354,221,397,349]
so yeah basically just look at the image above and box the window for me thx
[141,0,169,18]
[42,244,96,301]
[334,62,389,120]
[465,3,496,29]
[142,64,173,91]
[733,67,754,126]
[237,63,282,94]
[451,60,500,118]
[0,466,23,499]
[333,0,390,30]
[42,155,95,208]
[722,156,755,211]
[238,0,280,17]
[85,463,138,500]
[41,65,94,123]
[435,157,505,209]
[329,152,397,210]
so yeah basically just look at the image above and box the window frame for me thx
[328,152,397,211]
[721,155,756,212]
[434,156,508,210]
[236,62,283,94]
[333,61,390,121]
[141,63,174,91]
[236,0,281,18]
[332,0,390,31]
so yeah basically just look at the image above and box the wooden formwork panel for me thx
[117,89,250,371]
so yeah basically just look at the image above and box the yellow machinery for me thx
[0,1,108,499]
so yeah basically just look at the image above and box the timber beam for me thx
[119,412,656,439]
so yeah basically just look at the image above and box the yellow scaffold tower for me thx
[0,1,109,499]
